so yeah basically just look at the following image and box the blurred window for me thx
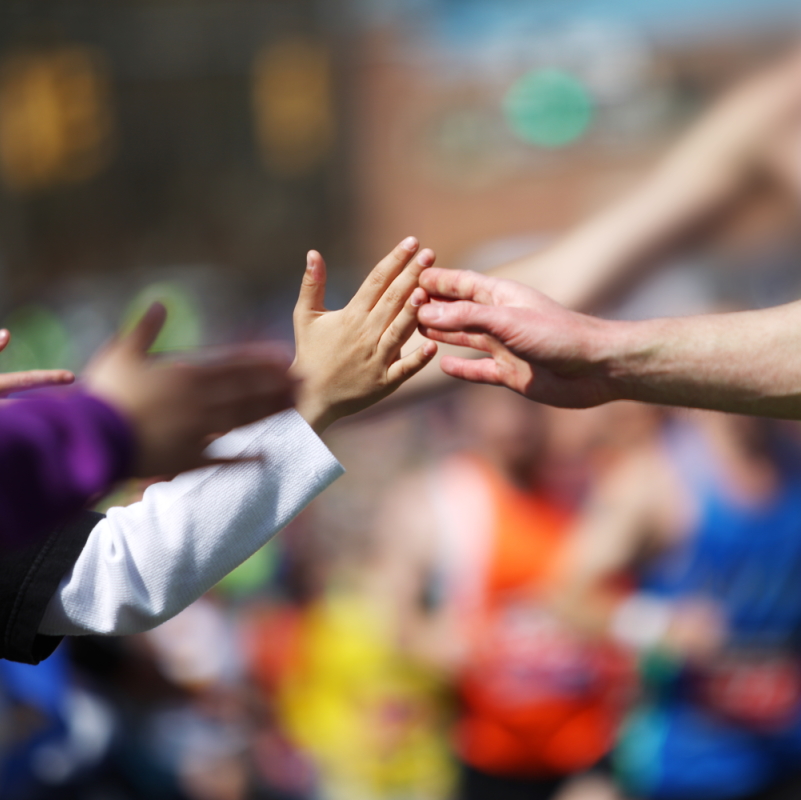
[252,38,335,177]
[0,47,114,193]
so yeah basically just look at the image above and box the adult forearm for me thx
[602,301,801,418]
[494,178,704,309]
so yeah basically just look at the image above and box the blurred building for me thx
[0,0,350,309]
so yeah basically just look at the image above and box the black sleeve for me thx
[1,510,105,665]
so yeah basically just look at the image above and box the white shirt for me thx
[38,410,343,637]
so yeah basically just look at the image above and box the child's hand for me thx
[292,237,438,433]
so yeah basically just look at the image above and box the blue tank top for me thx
[616,420,801,800]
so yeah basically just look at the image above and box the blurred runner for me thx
[554,410,801,800]
[372,387,631,800]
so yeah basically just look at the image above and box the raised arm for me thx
[496,48,801,309]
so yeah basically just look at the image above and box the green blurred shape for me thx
[216,546,277,597]
[0,305,75,373]
[503,69,594,148]
[121,282,203,353]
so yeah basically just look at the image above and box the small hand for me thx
[85,303,296,477]
[0,329,74,397]
[292,237,438,433]
[417,268,618,409]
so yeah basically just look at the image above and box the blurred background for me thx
[3,1,801,799]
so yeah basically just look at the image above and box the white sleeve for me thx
[38,410,343,637]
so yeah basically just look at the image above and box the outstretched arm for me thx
[418,268,801,420]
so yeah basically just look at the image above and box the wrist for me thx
[295,394,338,436]
[590,317,668,404]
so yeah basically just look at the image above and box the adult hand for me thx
[292,237,438,433]
[418,268,617,409]
[85,303,296,477]
[0,329,75,397]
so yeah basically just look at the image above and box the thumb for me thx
[124,302,168,355]
[295,251,327,315]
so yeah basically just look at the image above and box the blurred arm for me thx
[39,410,343,636]
[549,454,656,637]
[496,50,801,309]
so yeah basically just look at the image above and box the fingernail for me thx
[411,288,426,307]
[423,342,437,356]
[306,252,314,271]
[418,249,435,267]
[401,236,418,252]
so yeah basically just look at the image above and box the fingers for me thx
[295,251,328,317]
[439,355,503,386]
[419,268,499,306]
[125,302,168,355]
[350,237,420,311]
[379,287,430,357]
[386,340,438,387]
[370,248,436,333]
[418,325,492,353]
[0,369,75,398]
[417,299,498,334]
[185,349,297,430]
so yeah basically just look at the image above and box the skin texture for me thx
[418,267,801,420]
[292,237,437,434]
[84,303,296,477]
[0,329,74,396]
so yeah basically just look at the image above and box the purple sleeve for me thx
[0,392,134,551]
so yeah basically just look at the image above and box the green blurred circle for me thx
[121,282,203,353]
[0,305,74,372]
[503,69,594,148]
[216,546,277,597]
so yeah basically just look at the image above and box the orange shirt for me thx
[454,458,626,778]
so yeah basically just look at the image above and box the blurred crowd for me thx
[7,378,801,800]
[3,2,801,800]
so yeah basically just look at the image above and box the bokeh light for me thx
[503,68,594,148]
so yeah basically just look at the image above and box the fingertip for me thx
[400,236,419,253]
[305,250,325,281]
[417,248,436,268]
[423,341,438,358]
[147,301,167,321]
[410,288,428,308]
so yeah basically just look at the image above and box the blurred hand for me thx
[0,329,74,397]
[292,238,438,433]
[85,303,296,477]
[418,268,616,409]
